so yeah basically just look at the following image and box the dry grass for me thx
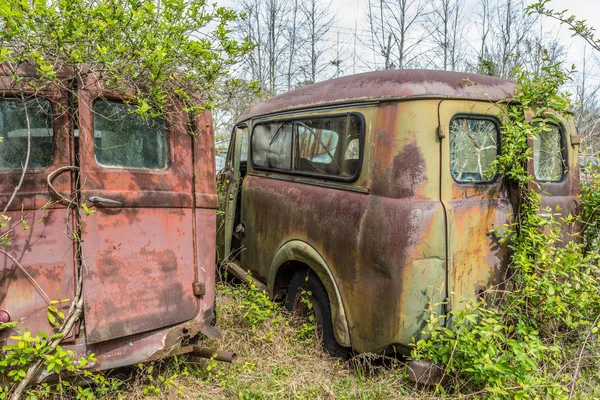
[113,281,434,400]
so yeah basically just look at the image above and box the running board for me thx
[225,260,268,292]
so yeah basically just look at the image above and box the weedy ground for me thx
[110,279,432,400]
[29,276,600,400]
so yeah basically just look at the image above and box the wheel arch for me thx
[268,240,351,347]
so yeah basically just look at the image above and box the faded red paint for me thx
[239,69,516,121]
[0,64,217,380]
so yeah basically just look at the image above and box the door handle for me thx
[89,196,123,206]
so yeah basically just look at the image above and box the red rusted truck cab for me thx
[0,64,217,378]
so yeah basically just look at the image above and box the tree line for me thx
[213,0,600,156]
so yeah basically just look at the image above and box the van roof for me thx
[238,69,515,121]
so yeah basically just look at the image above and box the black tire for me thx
[285,270,349,358]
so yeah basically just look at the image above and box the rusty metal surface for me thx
[0,209,75,342]
[1,69,218,370]
[239,69,515,121]
[239,103,446,353]
[439,100,510,313]
[230,94,580,354]
[0,87,75,343]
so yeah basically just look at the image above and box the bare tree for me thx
[424,0,466,71]
[235,0,290,94]
[299,0,335,84]
[490,0,538,78]
[477,0,495,69]
[520,21,566,74]
[574,46,600,156]
[363,0,427,70]
[284,0,303,90]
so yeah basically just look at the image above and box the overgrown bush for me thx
[412,56,600,399]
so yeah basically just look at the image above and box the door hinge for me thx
[192,282,206,297]
[570,134,581,147]
[437,124,446,139]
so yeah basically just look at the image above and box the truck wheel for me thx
[285,270,349,358]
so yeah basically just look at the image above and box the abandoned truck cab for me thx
[218,69,580,355]
[0,64,219,377]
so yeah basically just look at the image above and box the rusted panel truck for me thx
[218,69,580,356]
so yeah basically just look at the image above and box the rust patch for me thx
[372,142,427,198]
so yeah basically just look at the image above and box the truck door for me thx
[217,125,245,262]
[76,78,199,343]
[439,100,510,311]
[0,88,76,338]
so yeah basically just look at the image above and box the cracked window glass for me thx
[533,124,564,182]
[450,117,499,183]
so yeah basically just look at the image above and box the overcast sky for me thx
[221,0,600,85]
[331,0,600,70]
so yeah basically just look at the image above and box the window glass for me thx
[252,122,292,170]
[93,100,167,169]
[251,114,362,179]
[240,127,249,163]
[294,115,361,177]
[450,117,499,183]
[344,138,360,160]
[533,125,564,182]
[297,124,339,164]
[0,98,53,169]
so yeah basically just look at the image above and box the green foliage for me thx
[221,276,283,342]
[294,289,317,344]
[527,1,600,54]
[0,0,252,118]
[412,52,600,399]
[0,301,123,399]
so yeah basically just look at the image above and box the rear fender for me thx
[268,240,351,347]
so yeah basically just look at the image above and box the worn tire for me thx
[285,270,349,358]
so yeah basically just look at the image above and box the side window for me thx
[240,127,249,163]
[0,98,53,169]
[251,114,362,180]
[252,122,292,170]
[296,123,339,164]
[533,124,564,182]
[450,116,499,183]
[93,100,168,169]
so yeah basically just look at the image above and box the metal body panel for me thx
[238,102,446,353]
[77,78,200,343]
[533,117,581,233]
[239,69,515,121]
[0,210,75,339]
[80,208,199,343]
[225,70,580,353]
[439,100,510,308]
[1,64,217,373]
[0,87,75,342]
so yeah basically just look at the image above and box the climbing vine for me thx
[412,54,600,399]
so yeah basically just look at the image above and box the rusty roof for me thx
[238,69,515,121]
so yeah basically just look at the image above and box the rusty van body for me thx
[218,70,580,355]
[0,64,218,378]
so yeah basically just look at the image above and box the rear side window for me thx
[251,114,362,180]
[533,124,564,182]
[450,116,499,183]
[93,100,168,169]
[252,122,293,170]
[0,98,53,169]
